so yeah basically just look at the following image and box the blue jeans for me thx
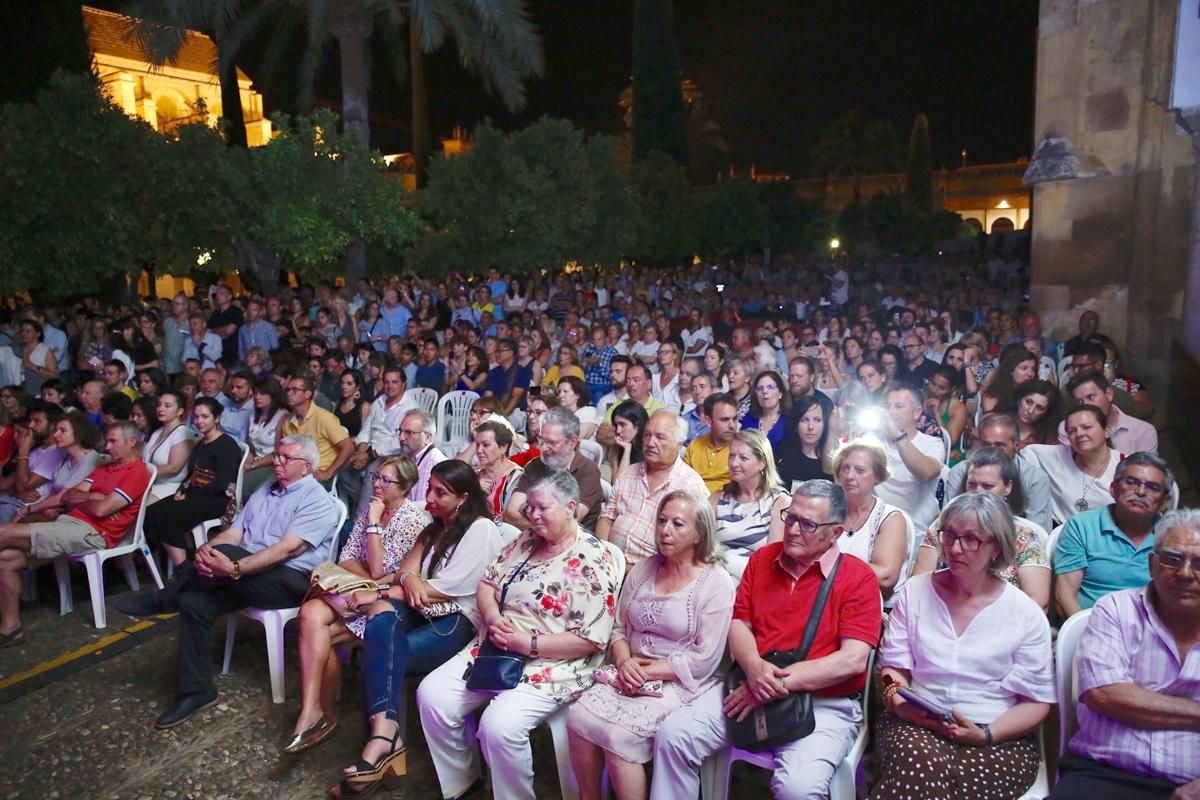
[360,602,474,731]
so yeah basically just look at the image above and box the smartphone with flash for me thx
[897,687,955,723]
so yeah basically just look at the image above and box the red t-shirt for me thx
[512,447,541,467]
[734,542,882,697]
[68,459,153,547]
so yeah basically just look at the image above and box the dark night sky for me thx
[45,1,1042,175]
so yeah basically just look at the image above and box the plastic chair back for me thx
[407,387,439,418]
[437,390,480,451]
[1055,608,1092,757]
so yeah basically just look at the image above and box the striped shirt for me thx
[599,459,710,566]
[1069,586,1200,784]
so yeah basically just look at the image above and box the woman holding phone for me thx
[873,492,1054,800]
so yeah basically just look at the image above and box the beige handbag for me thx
[308,561,379,618]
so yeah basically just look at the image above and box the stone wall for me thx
[1027,0,1195,412]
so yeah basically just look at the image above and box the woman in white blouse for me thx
[242,379,289,499]
[875,492,1054,800]
[143,391,195,503]
[1020,405,1123,525]
[556,376,599,440]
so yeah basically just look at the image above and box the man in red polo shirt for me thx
[0,421,151,648]
[650,480,882,800]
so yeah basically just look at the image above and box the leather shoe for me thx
[113,591,167,618]
[155,690,218,729]
[281,715,338,755]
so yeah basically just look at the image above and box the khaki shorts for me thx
[29,517,107,559]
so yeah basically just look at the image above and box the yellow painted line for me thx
[0,615,173,691]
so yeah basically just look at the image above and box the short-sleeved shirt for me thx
[599,459,711,565]
[236,475,339,574]
[514,453,604,530]
[682,435,730,495]
[1052,504,1156,609]
[486,362,534,410]
[68,459,153,547]
[280,404,349,472]
[734,542,882,697]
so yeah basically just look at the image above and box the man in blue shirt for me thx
[413,336,446,392]
[237,298,278,362]
[380,287,412,335]
[218,371,255,443]
[485,338,532,419]
[114,434,339,729]
[1053,452,1174,618]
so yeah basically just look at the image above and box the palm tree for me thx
[808,110,904,201]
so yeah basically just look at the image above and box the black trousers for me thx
[143,494,229,551]
[161,545,309,697]
[1051,755,1182,800]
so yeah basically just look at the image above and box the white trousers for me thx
[416,651,559,800]
[650,685,862,800]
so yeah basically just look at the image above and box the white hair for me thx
[280,434,321,469]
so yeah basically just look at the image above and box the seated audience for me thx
[1053,451,1175,617]
[279,373,354,490]
[742,370,789,451]
[1050,510,1200,800]
[395,409,447,503]
[473,421,523,522]
[113,435,340,729]
[1059,370,1158,455]
[833,439,910,601]
[568,490,735,800]
[0,421,151,647]
[776,394,834,487]
[874,383,946,532]
[650,480,881,800]
[504,407,603,530]
[943,413,1052,532]
[875,491,1054,800]
[144,391,197,502]
[710,429,790,580]
[1013,379,1063,451]
[416,469,620,800]
[601,400,648,484]
[243,378,288,499]
[598,410,709,569]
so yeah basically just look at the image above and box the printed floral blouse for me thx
[919,516,1049,586]
[464,529,621,704]
[337,500,431,638]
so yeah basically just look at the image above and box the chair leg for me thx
[548,709,580,800]
[828,759,853,800]
[83,555,108,628]
[263,616,287,704]
[140,545,165,590]
[700,748,733,800]
[53,556,74,615]
[120,553,140,592]
[221,616,237,675]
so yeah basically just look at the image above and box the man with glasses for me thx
[504,406,602,529]
[1062,341,1136,417]
[396,408,445,502]
[902,334,938,385]
[650,480,882,800]
[484,337,532,427]
[1050,509,1200,800]
[1054,452,1175,618]
[279,373,353,490]
[114,435,340,729]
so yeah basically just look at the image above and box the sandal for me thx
[0,626,24,649]
[327,730,406,798]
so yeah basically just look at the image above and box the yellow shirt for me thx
[281,404,349,471]
[683,435,730,494]
[541,364,585,388]
[604,395,664,423]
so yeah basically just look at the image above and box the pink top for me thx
[1070,586,1200,784]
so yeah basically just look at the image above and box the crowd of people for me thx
[0,253,1195,800]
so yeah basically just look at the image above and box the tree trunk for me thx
[214,32,247,148]
[331,5,373,285]
[411,22,431,189]
[235,234,281,297]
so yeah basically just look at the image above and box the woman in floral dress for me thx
[417,468,622,800]
[568,490,735,800]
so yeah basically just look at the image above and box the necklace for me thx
[1076,473,1099,512]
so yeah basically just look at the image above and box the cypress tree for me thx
[905,113,933,213]
[631,0,688,167]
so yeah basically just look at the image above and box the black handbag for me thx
[724,555,842,751]
[464,551,535,691]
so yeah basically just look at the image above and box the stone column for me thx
[1179,110,1200,360]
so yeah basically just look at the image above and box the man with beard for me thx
[395,408,446,502]
[504,406,603,530]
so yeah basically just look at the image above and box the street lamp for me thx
[829,238,840,251]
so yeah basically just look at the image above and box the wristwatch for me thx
[232,560,242,581]
[529,630,540,658]
[978,722,993,747]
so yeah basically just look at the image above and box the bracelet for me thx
[397,570,415,585]
[978,722,993,747]
[365,524,383,536]
[892,432,907,443]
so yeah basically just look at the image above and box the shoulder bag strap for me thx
[794,554,842,661]
[498,549,537,611]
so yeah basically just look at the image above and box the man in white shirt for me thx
[873,383,945,530]
[595,356,631,422]
[340,366,417,513]
[182,314,223,371]
[830,267,849,307]
[681,308,712,356]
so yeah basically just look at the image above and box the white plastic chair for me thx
[1055,608,1092,758]
[407,386,439,418]
[578,438,603,466]
[180,440,252,557]
[939,426,953,465]
[601,479,613,502]
[54,465,163,629]
[1046,524,1064,565]
[220,496,348,703]
[700,649,875,800]
[436,390,479,453]
[1020,728,1052,800]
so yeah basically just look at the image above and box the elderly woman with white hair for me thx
[874,492,1055,800]
[416,468,622,800]
[568,490,735,800]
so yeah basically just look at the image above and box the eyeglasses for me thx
[1117,475,1166,495]
[779,510,838,533]
[940,530,988,552]
[755,384,780,394]
[1155,550,1200,575]
[273,452,309,466]
[285,386,309,394]
[369,471,402,487]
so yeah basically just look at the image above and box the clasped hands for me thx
[195,544,235,578]
[723,657,795,722]
[484,613,533,656]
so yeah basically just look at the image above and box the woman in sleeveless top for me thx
[473,420,523,522]
[710,430,790,580]
[833,439,910,602]
[144,391,196,503]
